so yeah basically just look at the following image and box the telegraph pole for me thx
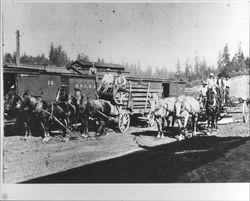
[16,30,20,66]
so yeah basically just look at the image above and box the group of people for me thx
[199,72,231,109]
[88,63,127,94]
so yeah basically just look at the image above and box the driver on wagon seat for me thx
[97,68,114,93]
[115,70,127,91]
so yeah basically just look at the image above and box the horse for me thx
[17,92,71,142]
[148,94,176,138]
[32,98,72,141]
[80,98,111,137]
[55,87,76,129]
[205,87,222,134]
[175,95,201,140]
[4,93,33,139]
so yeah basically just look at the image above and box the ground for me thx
[2,75,250,183]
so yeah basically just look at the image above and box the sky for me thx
[2,2,249,71]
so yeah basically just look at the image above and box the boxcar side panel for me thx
[16,74,39,96]
[68,77,96,99]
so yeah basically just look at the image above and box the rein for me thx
[40,108,71,133]
[49,102,54,120]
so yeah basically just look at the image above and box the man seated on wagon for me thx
[199,81,208,109]
[89,62,97,76]
[97,68,114,93]
[115,70,127,91]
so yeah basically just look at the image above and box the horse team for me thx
[4,83,224,142]
[4,87,113,141]
[149,86,223,140]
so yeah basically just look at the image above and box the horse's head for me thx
[149,93,160,112]
[206,88,215,106]
[175,95,186,117]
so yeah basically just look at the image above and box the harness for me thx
[49,102,54,120]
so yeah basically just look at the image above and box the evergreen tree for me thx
[49,43,69,66]
[184,58,191,81]
[199,58,208,79]
[4,53,13,63]
[194,53,200,79]
[175,58,182,80]
[232,43,246,72]
[220,44,231,76]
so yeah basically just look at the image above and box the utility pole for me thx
[16,30,20,66]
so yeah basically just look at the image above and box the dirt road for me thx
[3,107,249,183]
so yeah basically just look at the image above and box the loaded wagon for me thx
[68,61,186,132]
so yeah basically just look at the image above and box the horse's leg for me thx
[207,114,211,134]
[192,115,198,137]
[23,122,28,139]
[155,117,161,138]
[61,118,69,142]
[41,121,50,142]
[172,115,176,127]
[215,111,219,131]
[27,119,32,138]
[79,115,88,137]
[183,113,189,138]
[96,119,105,137]
[161,117,165,138]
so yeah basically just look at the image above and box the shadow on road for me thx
[22,135,250,183]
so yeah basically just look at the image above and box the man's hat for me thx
[74,86,80,91]
[209,73,214,77]
[106,68,111,72]
[202,81,207,85]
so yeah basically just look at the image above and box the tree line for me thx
[3,42,249,81]
[175,43,249,82]
[4,43,106,67]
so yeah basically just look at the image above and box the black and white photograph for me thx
[1,0,249,200]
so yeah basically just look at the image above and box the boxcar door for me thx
[162,83,170,98]
[38,74,61,101]
[16,74,39,96]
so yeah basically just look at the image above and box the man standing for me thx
[206,73,218,94]
[217,74,225,105]
[199,81,208,109]
[224,75,231,106]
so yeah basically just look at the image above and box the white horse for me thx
[175,95,201,140]
[149,94,177,138]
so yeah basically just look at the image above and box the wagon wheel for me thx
[118,112,130,133]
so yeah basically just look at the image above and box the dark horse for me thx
[34,99,71,141]
[80,98,111,137]
[55,87,76,129]
[4,93,33,139]
[206,87,222,134]
[12,92,71,142]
